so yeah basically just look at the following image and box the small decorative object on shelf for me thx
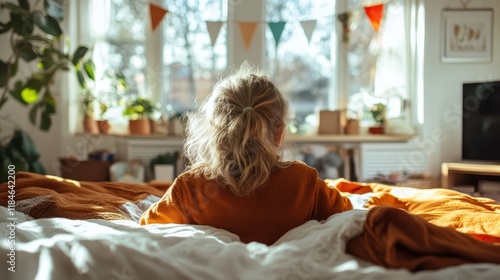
[368,103,386,134]
[150,152,179,182]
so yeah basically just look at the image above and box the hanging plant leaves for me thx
[37,58,54,70]
[72,46,88,66]
[0,20,12,34]
[41,104,54,131]
[0,60,8,87]
[10,12,34,36]
[44,0,64,21]
[76,69,86,89]
[18,0,30,11]
[83,59,95,81]
[33,12,62,37]
[20,78,43,104]
[15,41,38,61]
[28,104,40,130]
[1,3,26,12]
[9,80,28,105]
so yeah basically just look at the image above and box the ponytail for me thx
[184,65,289,196]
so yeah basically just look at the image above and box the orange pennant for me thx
[149,3,168,31]
[238,22,258,50]
[364,3,384,32]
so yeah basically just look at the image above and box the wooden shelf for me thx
[285,134,415,144]
[79,132,414,144]
[441,162,500,189]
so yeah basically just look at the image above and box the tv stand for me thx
[441,162,500,189]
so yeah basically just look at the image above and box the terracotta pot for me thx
[129,119,150,135]
[97,120,111,134]
[344,119,360,135]
[368,126,385,134]
[83,115,99,134]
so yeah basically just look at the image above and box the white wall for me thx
[421,0,500,177]
[2,0,499,178]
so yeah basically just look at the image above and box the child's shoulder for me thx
[281,160,319,176]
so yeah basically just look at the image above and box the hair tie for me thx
[243,106,253,112]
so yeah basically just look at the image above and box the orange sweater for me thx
[140,161,352,245]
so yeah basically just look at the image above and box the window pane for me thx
[94,0,147,123]
[162,0,227,115]
[266,0,334,134]
[346,0,408,123]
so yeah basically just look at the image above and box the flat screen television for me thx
[462,81,500,161]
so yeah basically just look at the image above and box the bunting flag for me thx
[337,12,351,43]
[206,21,224,46]
[148,2,389,48]
[300,20,316,44]
[363,3,385,32]
[149,3,168,31]
[268,21,286,49]
[238,22,258,50]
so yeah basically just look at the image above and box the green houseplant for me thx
[368,102,386,134]
[123,97,157,135]
[0,0,94,181]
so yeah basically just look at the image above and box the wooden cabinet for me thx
[441,162,500,188]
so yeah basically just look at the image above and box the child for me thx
[140,65,352,245]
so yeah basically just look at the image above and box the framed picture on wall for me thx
[441,9,494,63]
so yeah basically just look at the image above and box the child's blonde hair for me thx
[184,64,289,196]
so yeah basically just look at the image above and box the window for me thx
[346,0,410,125]
[266,0,334,134]
[83,0,418,133]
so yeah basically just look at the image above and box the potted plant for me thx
[149,151,179,181]
[80,90,99,134]
[123,97,157,135]
[0,1,94,131]
[96,100,111,134]
[368,102,386,134]
[0,1,94,179]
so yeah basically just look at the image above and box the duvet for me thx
[1,172,500,280]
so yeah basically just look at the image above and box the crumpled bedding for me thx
[0,172,499,279]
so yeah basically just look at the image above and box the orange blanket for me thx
[0,172,168,220]
[327,178,500,243]
[326,179,500,271]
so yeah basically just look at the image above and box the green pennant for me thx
[268,21,286,48]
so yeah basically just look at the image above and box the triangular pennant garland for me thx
[206,21,224,46]
[149,3,168,31]
[238,22,258,50]
[268,21,286,48]
[300,20,317,44]
[363,3,384,32]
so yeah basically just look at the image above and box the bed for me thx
[1,172,500,280]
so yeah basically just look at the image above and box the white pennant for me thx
[206,21,224,46]
[300,20,317,44]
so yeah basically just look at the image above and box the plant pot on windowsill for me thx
[97,120,111,134]
[129,118,151,135]
[83,115,99,134]
[368,125,385,134]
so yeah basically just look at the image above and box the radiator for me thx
[359,142,428,180]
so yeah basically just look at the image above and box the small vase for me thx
[83,115,99,134]
[129,119,150,135]
[97,120,111,134]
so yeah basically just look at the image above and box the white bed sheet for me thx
[2,205,500,280]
